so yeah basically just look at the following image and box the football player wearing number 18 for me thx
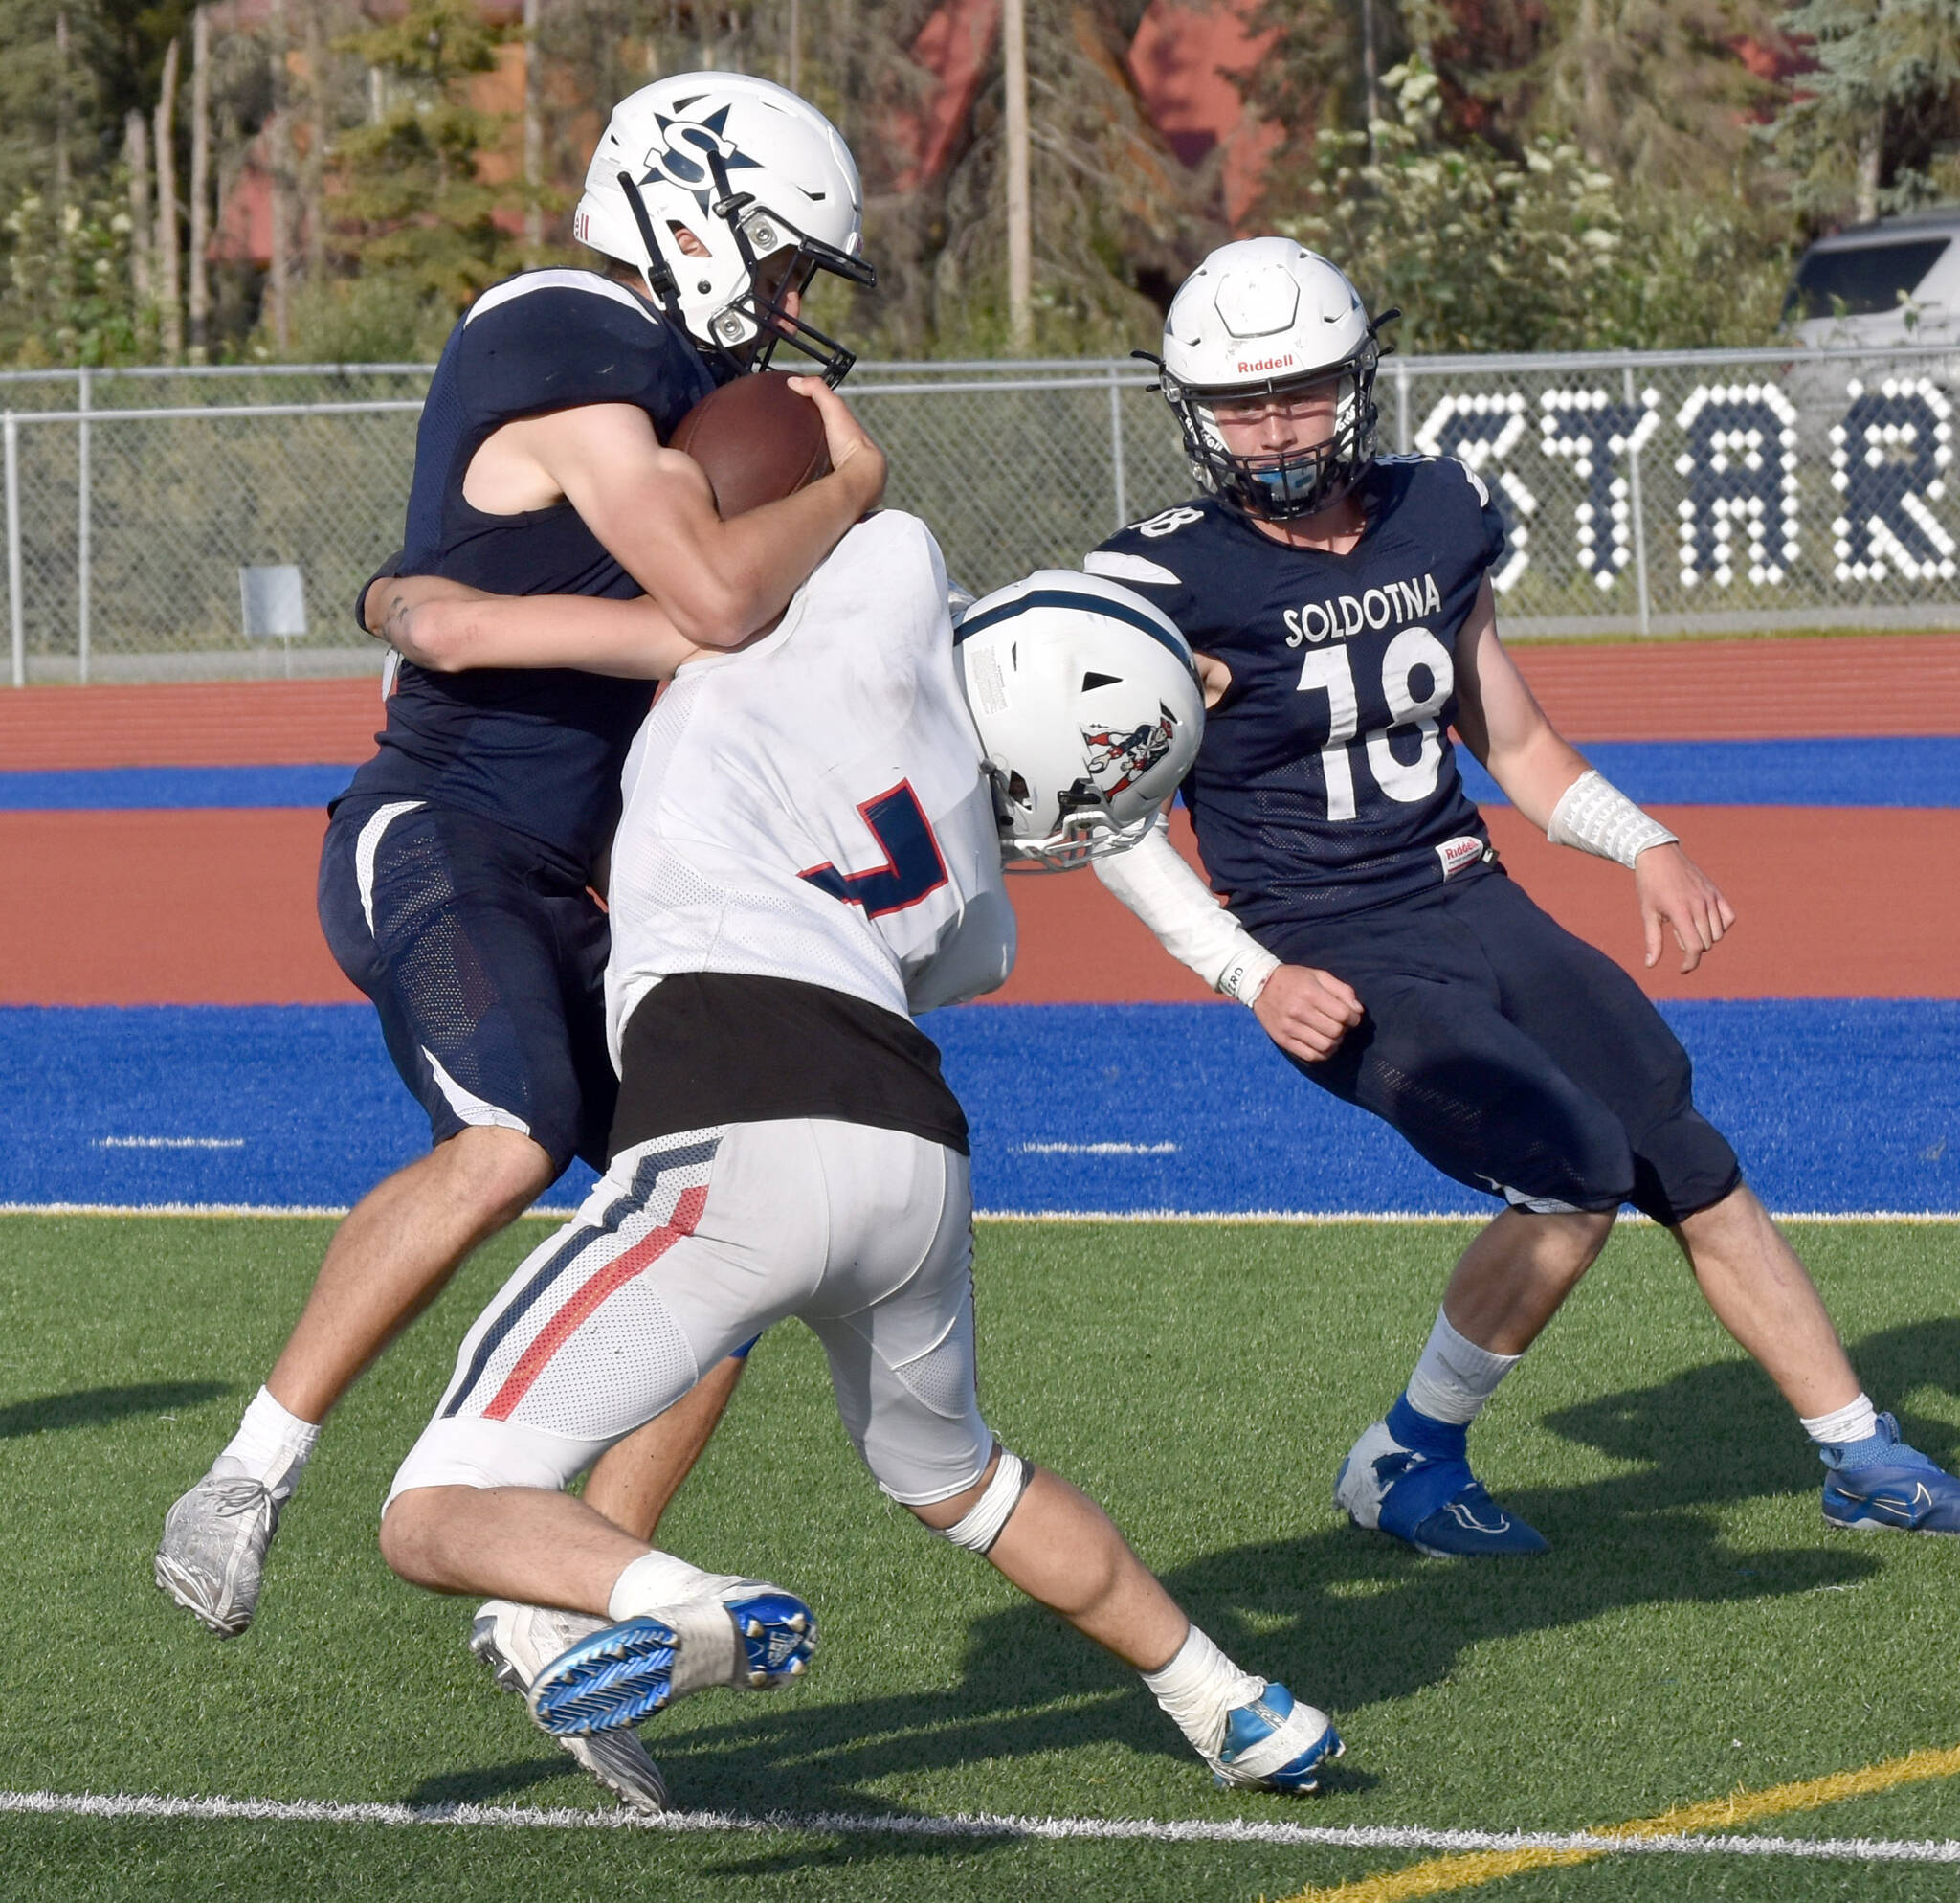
[1089,237,1960,1556]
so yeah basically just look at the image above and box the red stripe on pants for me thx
[484,1184,710,1422]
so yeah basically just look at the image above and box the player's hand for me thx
[789,376,887,514]
[1193,651,1232,709]
[1251,963,1364,1063]
[1635,841,1736,974]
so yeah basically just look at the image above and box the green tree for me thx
[1273,57,1790,352]
[315,0,521,347]
[1769,0,1960,224]
[0,188,154,365]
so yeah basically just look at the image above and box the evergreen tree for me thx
[325,0,521,329]
[1770,0,1960,224]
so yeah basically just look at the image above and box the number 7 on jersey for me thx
[798,781,950,917]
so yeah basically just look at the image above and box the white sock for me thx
[608,1550,759,1696]
[1801,1392,1878,1446]
[607,1549,743,1620]
[1140,1623,1264,1757]
[1404,1308,1521,1426]
[214,1386,320,1503]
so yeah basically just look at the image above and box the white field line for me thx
[4,1203,1960,1225]
[1016,1141,1181,1155]
[1,1789,1956,1865]
[95,1137,246,1151]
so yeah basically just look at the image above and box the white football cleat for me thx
[154,1466,280,1637]
[471,1601,669,1811]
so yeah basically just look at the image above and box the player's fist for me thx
[1251,963,1364,1063]
[788,376,887,513]
[1635,841,1735,974]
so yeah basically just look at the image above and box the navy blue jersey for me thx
[339,269,723,876]
[1086,456,1507,928]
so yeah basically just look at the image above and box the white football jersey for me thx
[605,509,1015,1064]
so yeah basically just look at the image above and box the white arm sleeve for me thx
[1092,812,1281,1004]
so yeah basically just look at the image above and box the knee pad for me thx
[936,1448,1034,1555]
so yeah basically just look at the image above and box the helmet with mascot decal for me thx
[954,570,1205,871]
[574,73,875,384]
[1152,236,1394,521]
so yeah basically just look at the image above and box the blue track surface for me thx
[0,765,355,811]
[1453,736,1960,809]
[4,741,1957,813]
[5,1001,1955,1216]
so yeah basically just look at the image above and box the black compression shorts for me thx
[318,796,616,1174]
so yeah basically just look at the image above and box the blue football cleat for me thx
[1822,1414,1960,1535]
[1335,1418,1548,1558]
[1208,1683,1344,1793]
[525,1585,818,1736]
[527,1615,683,1736]
[724,1583,819,1688]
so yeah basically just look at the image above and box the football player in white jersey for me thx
[365,523,1347,1798]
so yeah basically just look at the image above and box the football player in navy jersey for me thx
[155,74,886,1804]
[1089,236,1960,1558]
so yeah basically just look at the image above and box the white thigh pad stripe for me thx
[422,1050,532,1139]
[353,798,424,936]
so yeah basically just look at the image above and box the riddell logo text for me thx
[1236,354,1295,374]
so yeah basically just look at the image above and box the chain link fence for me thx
[6,344,1959,683]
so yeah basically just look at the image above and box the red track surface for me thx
[3,632,1955,772]
[2,635,1955,1005]
[0,679,385,770]
[6,803,1953,1006]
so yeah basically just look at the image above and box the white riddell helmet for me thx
[955,571,1204,871]
[574,73,875,383]
[1153,236,1393,520]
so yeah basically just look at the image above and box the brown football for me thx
[668,369,833,518]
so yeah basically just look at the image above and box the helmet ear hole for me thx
[1005,769,1032,804]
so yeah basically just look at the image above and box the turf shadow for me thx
[0,1380,230,1439]
[387,1328,1953,1830]
[1543,1315,1960,1495]
[631,1333,1928,1814]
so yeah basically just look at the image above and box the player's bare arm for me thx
[368,573,707,680]
[463,384,883,649]
[1455,577,1736,974]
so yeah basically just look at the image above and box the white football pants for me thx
[389,1118,991,1509]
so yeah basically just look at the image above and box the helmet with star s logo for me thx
[574,73,875,384]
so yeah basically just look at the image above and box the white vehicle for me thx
[1783,208,1960,348]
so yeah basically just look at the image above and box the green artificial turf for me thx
[0,1213,1956,1901]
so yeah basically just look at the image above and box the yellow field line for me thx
[1277,1742,1960,1903]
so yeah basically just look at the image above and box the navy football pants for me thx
[318,796,616,1174]
[1263,870,1741,1224]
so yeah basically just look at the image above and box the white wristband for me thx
[1216,938,1281,1004]
[1092,812,1278,1005]
[1547,769,1677,868]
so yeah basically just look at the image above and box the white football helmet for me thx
[1151,236,1394,520]
[574,73,875,383]
[955,571,1205,871]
